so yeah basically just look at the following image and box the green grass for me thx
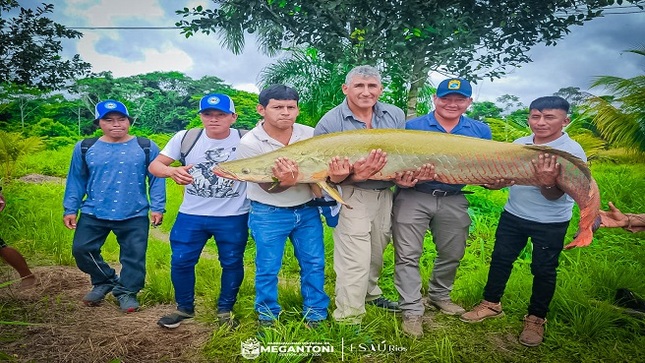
[1,150,645,362]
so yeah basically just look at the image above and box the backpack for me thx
[80,136,151,176]
[178,128,249,166]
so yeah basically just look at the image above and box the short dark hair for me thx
[529,96,570,113]
[258,84,299,107]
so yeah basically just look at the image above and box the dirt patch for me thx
[17,173,65,184]
[0,266,212,363]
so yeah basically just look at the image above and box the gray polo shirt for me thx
[314,99,405,189]
[504,132,587,223]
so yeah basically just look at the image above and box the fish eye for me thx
[242,168,250,174]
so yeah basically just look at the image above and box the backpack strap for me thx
[179,128,204,166]
[81,137,151,176]
[237,129,249,138]
[136,136,151,167]
[80,137,99,176]
[178,128,247,166]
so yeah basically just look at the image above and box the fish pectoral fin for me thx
[317,181,352,209]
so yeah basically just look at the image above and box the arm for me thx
[62,143,88,229]
[0,192,5,213]
[148,154,194,185]
[531,153,564,200]
[147,144,166,225]
[600,201,645,233]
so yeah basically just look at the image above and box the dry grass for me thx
[0,266,212,363]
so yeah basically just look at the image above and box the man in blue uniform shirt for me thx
[392,78,492,337]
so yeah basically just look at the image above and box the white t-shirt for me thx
[504,132,587,223]
[161,129,249,216]
[237,122,315,207]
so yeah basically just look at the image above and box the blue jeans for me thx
[483,211,569,318]
[169,212,249,313]
[72,214,149,296]
[249,201,329,322]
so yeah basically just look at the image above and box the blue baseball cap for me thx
[436,78,472,97]
[199,93,236,114]
[94,100,132,124]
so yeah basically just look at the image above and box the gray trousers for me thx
[392,188,471,315]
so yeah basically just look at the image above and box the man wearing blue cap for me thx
[149,94,250,329]
[63,100,166,313]
[392,78,492,337]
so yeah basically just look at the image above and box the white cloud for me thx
[233,83,261,93]
[66,0,166,26]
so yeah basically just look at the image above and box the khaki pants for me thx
[392,188,471,315]
[332,186,393,321]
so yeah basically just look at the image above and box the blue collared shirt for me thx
[406,112,492,193]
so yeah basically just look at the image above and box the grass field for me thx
[1,150,644,362]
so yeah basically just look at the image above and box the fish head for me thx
[213,157,276,183]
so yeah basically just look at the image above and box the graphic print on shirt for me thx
[187,147,239,198]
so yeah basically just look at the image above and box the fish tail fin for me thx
[565,178,601,249]
[317,181,352,209]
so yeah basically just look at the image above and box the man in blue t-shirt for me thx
[460,96,587,347]
[63,100,166,313]
[392,78,492,338]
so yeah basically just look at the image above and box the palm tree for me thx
[258,47,352,125]
[585,49,645,154]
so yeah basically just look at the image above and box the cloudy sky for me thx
[20,0,645,107]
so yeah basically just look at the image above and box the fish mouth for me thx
[213,166,239,180]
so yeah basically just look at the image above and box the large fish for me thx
[214,129,600,249]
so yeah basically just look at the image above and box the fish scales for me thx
[214,129,600,249]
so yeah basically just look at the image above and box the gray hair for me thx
[345,65,382,85]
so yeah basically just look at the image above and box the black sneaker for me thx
[366,296,401,313]
[157,309,194,329]
[217,311,240,329]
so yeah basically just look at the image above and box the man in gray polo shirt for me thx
[314,65,405,323]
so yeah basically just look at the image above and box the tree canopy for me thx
[176,0,637,117]
[0,1,92,90]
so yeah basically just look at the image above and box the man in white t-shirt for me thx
[460,96,587,347]
[149,93,250,329]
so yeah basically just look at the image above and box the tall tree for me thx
[554,86,593,107]
[0,1,92,90]
[176,0,634,118]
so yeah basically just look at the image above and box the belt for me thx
[425,189,474,197]
[283,199,337,209]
